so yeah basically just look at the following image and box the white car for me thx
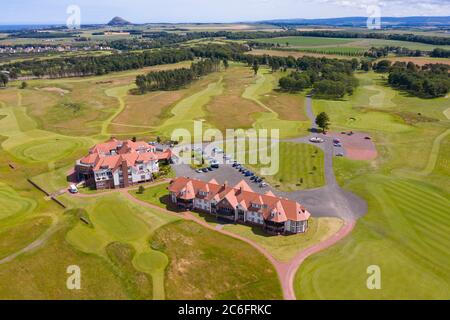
[69,184,79,194]
[310,137,324,143]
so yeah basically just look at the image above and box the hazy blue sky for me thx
[1,0,450,24]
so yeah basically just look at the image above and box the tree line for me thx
[3,48,196,79]
[3,43,249,79]
[135,58,221,93]
[373,60,450,98]
[277,56,359,99]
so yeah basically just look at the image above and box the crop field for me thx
[294,71,450,299]
[255,36,450,55]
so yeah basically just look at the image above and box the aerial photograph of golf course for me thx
[0,0,449,306]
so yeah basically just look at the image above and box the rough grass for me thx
[205,65,266,132]
[0,216,129,300]
[152,220,282,300]
[0,215,52,259]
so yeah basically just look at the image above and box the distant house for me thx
[75,138,172,190]
[168,177,311,235]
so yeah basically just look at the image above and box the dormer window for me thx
[199,191,208,196]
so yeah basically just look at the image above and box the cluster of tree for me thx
[364,46,423,59]
[430,48,450,58]
[387,62,450,98]
[135,58,221,93]
[222,30,450,46]
[8,31,78,39]
[0,73,8,87]
[277,56,358,98]
[3,48,195,78]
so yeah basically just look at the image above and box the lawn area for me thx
[152,220,282,300]
[129,183,171,209]
[294,71,450,300]
[246,142,326,191]
[295,175,450,299]
[224,217,343,262]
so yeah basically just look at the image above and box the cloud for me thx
[313,0,450,13]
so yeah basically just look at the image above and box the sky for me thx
[1,0,450,24]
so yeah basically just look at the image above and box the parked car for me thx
[260,182,268,188]
[207,167,213,171]
[365,136,372,140]
[255,178,263,183]
[336,152,344,157]
[196,169,203,173]
[250,176,257,181]
[310,137,324,143]
[333,138,341,143]
[211,163,219,169]
[201,168,209,173]
[334,143,342,147]
[69,184,78,194]
[245,171,254,177]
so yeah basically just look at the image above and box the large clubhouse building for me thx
[75,138,172,190]
[168,177,311,235]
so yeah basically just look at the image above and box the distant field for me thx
[254,36,450,56]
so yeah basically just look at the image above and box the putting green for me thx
[133,250,168,300]
[11,138,80,162]
[0,183,37,220]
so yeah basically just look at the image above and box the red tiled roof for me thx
[168,177,311,222]
[79,138,171,172]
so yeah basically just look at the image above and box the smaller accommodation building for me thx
[75,138,172,190]
[168,177,311,235]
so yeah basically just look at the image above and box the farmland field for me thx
[255,36,450,55]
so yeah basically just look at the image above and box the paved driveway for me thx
[172,96,368,221]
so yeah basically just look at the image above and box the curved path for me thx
[0,214,60,265]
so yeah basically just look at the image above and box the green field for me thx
[245,142,326,191]
[1,55,449,300]
[294,71,450,299]
[256,36,450,55]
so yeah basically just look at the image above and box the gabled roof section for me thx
[168,177,311,222]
